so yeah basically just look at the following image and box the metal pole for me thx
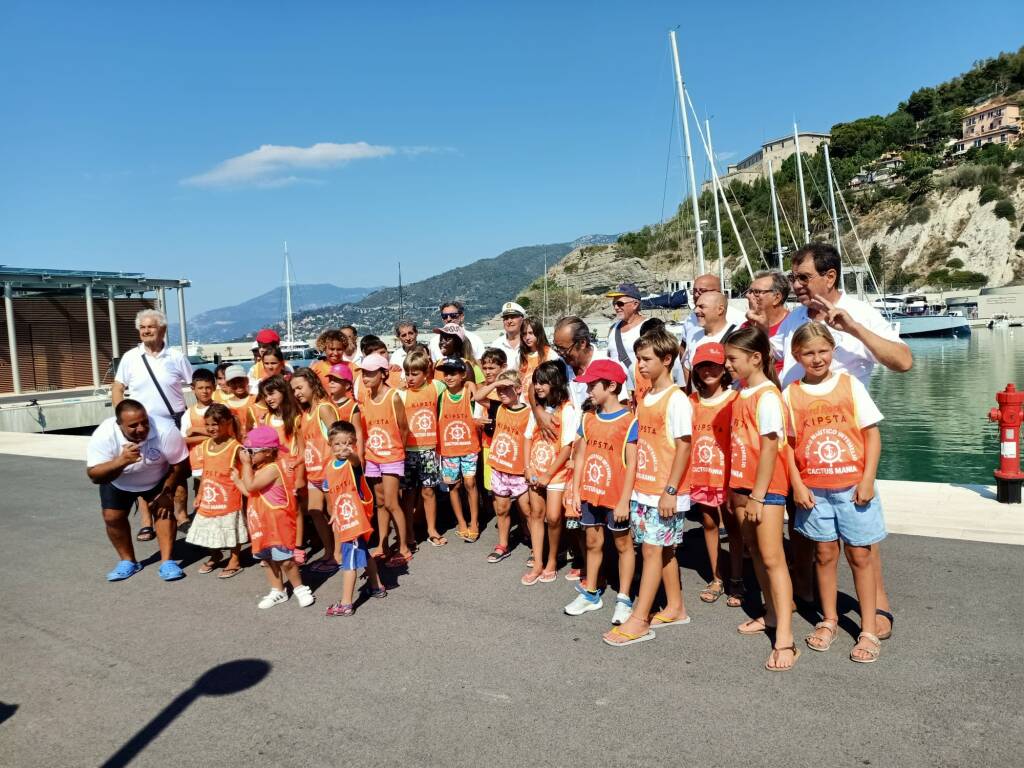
[794,123,810,244]
[107,285,120,358]
[4,283,21,394]
[707,119,725,289]
[177,286,188,356]
[85,283,101,387]
[823,143,842,257]
[283,242,293,346]
[668,30,704,275]
[768,159,784,270]
[157,288,166,315]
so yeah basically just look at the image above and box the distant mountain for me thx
[280,235,619,337]
[186,284,377,342]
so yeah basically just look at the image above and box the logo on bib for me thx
[636,439,658,481]
[444,420,470,446]
[411,409,435,436]
[201,479,229,509]
[333,494,359,529]
[491,433,518,465]
[305,443,324,469]
[366,427,395,456]
[531,441,556,472]
[806,428,859,471]
[583,454,612,491]
[695,435,718,466]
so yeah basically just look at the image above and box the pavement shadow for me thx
[0,702,17,726]
[100,659,271,768]
[951,483,997,501]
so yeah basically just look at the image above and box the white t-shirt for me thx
[490,333,521,367]
[114,343,193,422]
[606,319,645,368]
[774,292,906,387]
[179,404,210,439]
[428,329,486,362]
[737,380,785,440]
[633,387,692,511]
[565,350,632,409]
[87,416,189,492]
[683,304,745,348]
[782,372,883,435]
[684,321,740,370]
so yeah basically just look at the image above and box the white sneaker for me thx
[612,595,633,626]
[293,584,315,608]
[258,589,289,609]
[564,586,603,616]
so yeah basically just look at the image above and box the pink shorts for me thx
[491,469,528,499]
[365,459,405,478]
[690,485,727,507]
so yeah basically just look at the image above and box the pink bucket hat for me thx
[244,425,281,450]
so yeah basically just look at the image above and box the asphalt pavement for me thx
[1,454,1022,768]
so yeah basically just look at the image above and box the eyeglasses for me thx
[552,343,575,357]
[441,311,462,320]
[789,272,818,285]
[745,288,778,297]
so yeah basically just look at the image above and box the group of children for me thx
[173,317,889,671]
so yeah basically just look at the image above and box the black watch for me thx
[665,485,678,496]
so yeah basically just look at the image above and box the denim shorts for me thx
[580,502,630,532]
[339,538,370,571]
[440,453,478,485]
[629,500,684,547]
[253,546,294,562]
[732,487,787,507]
[401,449,441,490]
[795,485,887,547]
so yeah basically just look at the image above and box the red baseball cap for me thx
[691,342,726,367]
[255,328,280,345]
[575,358,627,385]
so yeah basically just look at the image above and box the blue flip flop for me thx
[158,560,185,581]
[107,560,142,582]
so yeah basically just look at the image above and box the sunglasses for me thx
[241,447,271,455]
[788,273,816,285]
[441,311,462,320]
[613,299,637,308]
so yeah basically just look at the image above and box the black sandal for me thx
[136,526,156,542]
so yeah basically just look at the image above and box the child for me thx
[322,420,386,615]
[438,357,483,542]
[686,342,744,607]
[518,316,558,383]
[222,364,257,438]
[725,326,797,672]
[311,329,349,391]
[565,360,638,625]
[604,328,692,647]
[256,375,305,491]
[290,369,340,571]
[326,363,364,459]
[255,347,288,391]
[358,352,413,566]
[484,370,536,564]
[213,362,233,404]
[186,404,248,577]
[477,348,507,494]
[632,318,685,405]
[232,426,315,609]
[177,368,217,526]
[399,348,446,546]
[353,335,392,402]
[784,322,885,664]
[523,361,578,585]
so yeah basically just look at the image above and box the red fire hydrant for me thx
[988,383,1024,504]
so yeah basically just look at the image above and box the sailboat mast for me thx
[668,30,705,275]
[398,262,403,320]
[823,143,842,257]
[794,122,810,244]
[767,159,784,269]
[706,119,725,288]
[283,241,294,345]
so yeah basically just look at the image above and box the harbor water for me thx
[870,327,1023,484]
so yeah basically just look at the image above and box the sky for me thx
[2,1,1022,320]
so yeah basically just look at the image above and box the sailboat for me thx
[279,242,316,358]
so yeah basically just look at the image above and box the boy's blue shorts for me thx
[339,538,370,571]
[794,485,887,547]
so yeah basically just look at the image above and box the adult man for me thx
[550,316,630,416]
[683,291,737,375]
[428,301,485,361]
[86,399,189,582]
[605,283,646,369]
[491,301,526,363]
[682,273,745,348]
[757,242,911,640]
[389,320,420,372]
[112,309,193,425]
[772,243,912,386]
[743,270,791,374]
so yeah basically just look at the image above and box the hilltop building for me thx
[955,99,1020,153]
[703,131,831,193]
[849,152,905,190]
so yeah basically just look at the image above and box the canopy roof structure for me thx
[0,266,189,298]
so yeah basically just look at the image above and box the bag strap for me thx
[613,322,630,367]
[140,350,176,420]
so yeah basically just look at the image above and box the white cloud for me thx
[181,141,438,188]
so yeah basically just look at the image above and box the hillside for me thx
[283,235,617,336]
[189,283,376,342]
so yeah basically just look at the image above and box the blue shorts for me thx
[732,487,787,507]
[580,502,629,532]
[339,538,370,571]
[253,546,294,562]
[440,453,478,485]
[795,485,887,547]
[629,500,684,547]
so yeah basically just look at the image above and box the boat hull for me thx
[897,315,971,338]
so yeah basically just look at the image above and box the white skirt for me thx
[186,510,249,549]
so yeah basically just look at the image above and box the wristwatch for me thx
[665,485,678,496]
